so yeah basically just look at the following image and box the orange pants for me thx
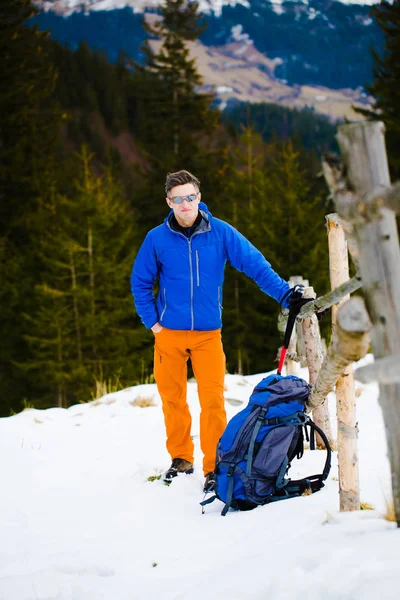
[154,328,227,475]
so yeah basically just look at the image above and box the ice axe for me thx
[277,284,311,375]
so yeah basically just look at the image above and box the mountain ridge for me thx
[33,0,382,120]
[37,0,381,17]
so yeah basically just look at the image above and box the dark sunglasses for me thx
[169,193,198,204]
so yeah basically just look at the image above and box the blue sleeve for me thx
[222,222,291,308]
[130,232,159,329]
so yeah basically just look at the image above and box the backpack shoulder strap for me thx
[307,419,332,482]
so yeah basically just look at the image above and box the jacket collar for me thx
[164,202,212,235]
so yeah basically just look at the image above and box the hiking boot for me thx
[203,471,216,493]
[163,458,194,484]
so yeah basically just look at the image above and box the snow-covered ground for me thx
[1,357,399,600]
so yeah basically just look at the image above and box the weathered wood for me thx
[323,154,400,223]
[364,181,400,216]
[285,276,304,375]
[285,331,298,375]
[327,213,359,512]
[307,297,371,413]
[297,275,363,321]
[355,355,400,384]
[336,121,400,526]
[322,159,360,267]
[301,287,334,448]
[337,122,391,196]
[334,183,400,223]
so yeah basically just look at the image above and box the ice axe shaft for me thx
[277,308,297,376]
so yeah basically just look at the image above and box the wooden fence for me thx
[278,121,400,524]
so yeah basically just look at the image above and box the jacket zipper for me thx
[164,228,204,331]
[218,286,222,318]
[196,250,200,287]
[188,239,194,329]
[160,288,167,322]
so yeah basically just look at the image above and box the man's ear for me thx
[198,192,201,202]
[166,197,172,208]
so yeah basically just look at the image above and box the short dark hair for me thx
[165,170,200,196]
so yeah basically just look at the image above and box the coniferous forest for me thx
[1,0,398,417]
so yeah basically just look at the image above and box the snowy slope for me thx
[0,358,399,600]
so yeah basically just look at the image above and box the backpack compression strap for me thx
[273,418,332,500]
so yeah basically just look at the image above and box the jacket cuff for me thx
[142,313,159,330]
[280,287,292,309]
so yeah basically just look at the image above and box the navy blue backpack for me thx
[202,373,331,516]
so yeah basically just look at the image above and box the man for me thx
[131,170,294,492]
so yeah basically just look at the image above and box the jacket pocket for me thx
[160,288,167,321]
[196,250,200,287]
[218,286,223,318]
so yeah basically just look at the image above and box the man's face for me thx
[166,183,201,225]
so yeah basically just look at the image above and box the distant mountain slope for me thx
[201,0,382,90]
[38,1,255,17]
[33,1,381,120]
[34,1,382,89]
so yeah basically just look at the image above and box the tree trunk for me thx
[285,275,305,375]
[69,250,82,364]
[173,88,179,156]
[327,213,359,511]
[87,223,97,365]
[56,320,63,409]
[301,286,334,448]
[246,127,254,215]
[286,326,298,376]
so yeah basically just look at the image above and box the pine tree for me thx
[356,1,400,177]
[261,141,328,283]
[210,127,282,374]
[23,149,149,407]
[0,0,60,234]
[140,1,215,159]
[127,1,219,231]
[0,0,62,415]
[213,130,330,375]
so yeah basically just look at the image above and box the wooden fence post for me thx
[327,213,359,511]
[301,286,334,448]
[294,277,309,368]
[324,121,400,525]
[286,276,305,376]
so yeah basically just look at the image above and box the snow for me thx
[39,0,251,17]
[230,24,251,44]
[215,85,234,93]
[271,3,285,16]
[37,1,382,18]
[0,356,399,599]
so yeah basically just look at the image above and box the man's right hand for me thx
[151,323,164,334]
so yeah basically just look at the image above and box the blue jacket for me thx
[131,203,291,331]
